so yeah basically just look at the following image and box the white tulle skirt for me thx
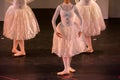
[52,22,86,57]
[3,5,40,40]
[76,1,106,36]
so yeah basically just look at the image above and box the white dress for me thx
[75,0,106,36]
[3,0,40,40]
[52,3,86,57]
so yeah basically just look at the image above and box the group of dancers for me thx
[3,0,106,75]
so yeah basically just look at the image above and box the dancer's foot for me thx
[14,51,26,57]
[57,70,70,75]
[86,48,94,53]
[12,49,19,54]
[69,67,76,73]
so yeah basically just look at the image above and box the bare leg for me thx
[57,57,70,75]
[14,40,26,56]
[19,40,25,54]
[85,36,94,53]
[12,40,19,53]
[69,57,76,72]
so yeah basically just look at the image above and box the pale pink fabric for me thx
[52,3,86,57]
[75,0,106,36]
[3,0,40,40]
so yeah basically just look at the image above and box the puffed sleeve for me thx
[52,5,61,32]
[26,0,34,4]
[6,0,13,4]
[74,6,82,26]
[75,0,80,4]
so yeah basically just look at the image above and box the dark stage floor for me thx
[0,14,120,80]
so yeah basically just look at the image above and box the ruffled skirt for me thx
[76,1,106,36]
[3,5,40,40]
[52,22,86,57]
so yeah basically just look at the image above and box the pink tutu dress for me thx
[52,3,86,57]
[3,0,40,40]
[75,0,106,36]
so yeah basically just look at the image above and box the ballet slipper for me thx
[69,67,76,73]
[86,48,94,53]
[57,70,70,75]
[12,49,19,54]
[87,49,94,53]
[14,51,26,57]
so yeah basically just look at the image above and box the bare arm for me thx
[52,6,61,32]
[93,0,97,2]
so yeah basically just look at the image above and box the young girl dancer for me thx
[52,0,86,75]
[75,0,106,53]
[3,0,40,57]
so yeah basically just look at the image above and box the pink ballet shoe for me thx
[86,48,94,53]
[12,49,19,54]
[57,71,70,75]
[14,52,26,57]
[87,49,94,53]
[69,68,76,73]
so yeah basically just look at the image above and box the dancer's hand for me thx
[56,32,62,38]
[78,32,81,37]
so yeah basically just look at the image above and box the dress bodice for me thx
[75,0,96,5]
[10,0,33,9]
[52,3,82,31]
[13,0,26,9]
[60,4,75,26]
[80,0,92,5]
